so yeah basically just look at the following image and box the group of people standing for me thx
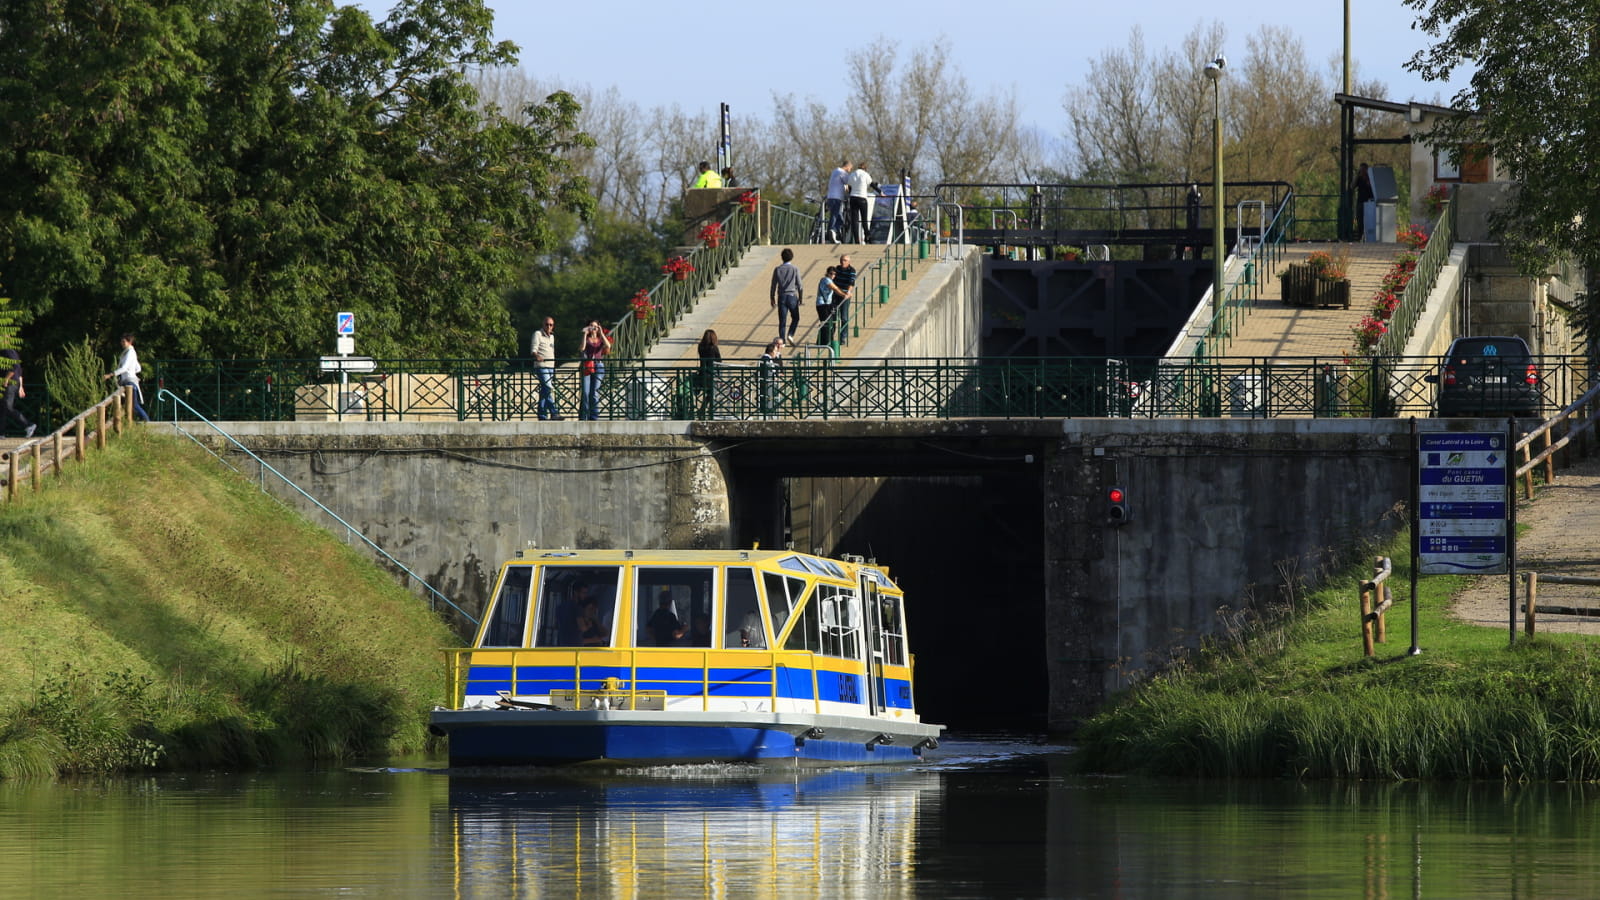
[529,316,612,421]
[825,159,876,244]
[769,248,856,347]
[691,161,737,190]
[525,242,858,422]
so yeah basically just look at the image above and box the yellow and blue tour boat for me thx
[429,548,943,766]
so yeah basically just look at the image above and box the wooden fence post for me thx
[1522,441,1535,500]
[1361,582,1375,657]
[1524,571,1539,635]
[30,443,39,492]
[4,452,14,503]
[74,418,86,462]
[97,403,107,450]
[1542,428,1554,486]
[1360,556,1394,658]
[52,432,62,480]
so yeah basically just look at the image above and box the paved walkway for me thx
[1226,242,1412,359]
[646,240,955,366]
[1451,453,1600,635]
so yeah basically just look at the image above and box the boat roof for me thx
[516,548,841,564]
[508,548,896,586]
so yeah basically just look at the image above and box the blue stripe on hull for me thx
[444,724,922,767]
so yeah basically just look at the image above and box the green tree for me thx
[1407,0,1600,357]
[504,208,677,351]
[0,0,593,363]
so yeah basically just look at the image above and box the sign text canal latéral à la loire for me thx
[1418,431,1509,575]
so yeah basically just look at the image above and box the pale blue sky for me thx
[362,1,1472,135]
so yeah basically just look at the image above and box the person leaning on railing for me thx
[530,316,560,420]
[696,329,721,417]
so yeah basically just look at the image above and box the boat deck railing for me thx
[445,647,906,716]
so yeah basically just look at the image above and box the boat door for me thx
[860,573,886,716]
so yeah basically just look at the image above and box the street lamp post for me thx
[1204,56,1226,310]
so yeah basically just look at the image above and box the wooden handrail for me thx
[0,387,136,503]
[1360,556,1394,657]
[1516,381,1600,499]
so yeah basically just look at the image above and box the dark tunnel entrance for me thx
[722,436,1052,734]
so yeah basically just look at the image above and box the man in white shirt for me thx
[530,317,560,420]
[825,160,852,243]
[846,163,874,243]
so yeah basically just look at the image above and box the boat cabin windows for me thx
[481,565,533,646]
[784,584,860,659]
[875,594,907,666]
[777,554,845,580]
[818,585,862,659]
[635,567,716,647]
[528,566,621,648]
[763,572,807,644]
[724,567,765,648]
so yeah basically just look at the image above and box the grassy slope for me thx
[0,429,457,776]
[1075,534,1600,780]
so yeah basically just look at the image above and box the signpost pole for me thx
[1409,417,1421,655]
[1507,418,1517,647]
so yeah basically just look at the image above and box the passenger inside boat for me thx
[523,565,620,648]
[645,591,685,646]
[726,612,766,648]
[575,596,607,645]
[684,613,714,648]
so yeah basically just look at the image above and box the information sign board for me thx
[336,311,355,335]
[1418,431,1508,575]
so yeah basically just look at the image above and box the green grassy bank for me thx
[1075,534,1600,781]
[0,429,458,777]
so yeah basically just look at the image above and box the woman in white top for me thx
[102,333,150,422]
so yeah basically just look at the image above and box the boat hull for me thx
[430,708,941,767]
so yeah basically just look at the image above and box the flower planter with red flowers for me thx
[737,190,759,214]
[629,289,657,321]
[697,222,726,249]
[661,256,695,281]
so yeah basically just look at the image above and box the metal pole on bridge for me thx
[1205,56,1226,310]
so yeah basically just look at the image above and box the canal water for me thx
[3,736,1598,898]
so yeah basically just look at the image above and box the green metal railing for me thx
[1374,189,1457,357]
[147,354,1590,423]
[836,231,936,347]
[1193,192,1296,360]
[770,202,815,246]
[606,205,759,359]
[156,388,477,624]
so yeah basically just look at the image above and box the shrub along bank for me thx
[0,429,457,777]
[1074,534,1600,780]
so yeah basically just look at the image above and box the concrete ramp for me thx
[1227,243,1419,358]
[647,242,977,365]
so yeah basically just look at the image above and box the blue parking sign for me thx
[336,312,355,335]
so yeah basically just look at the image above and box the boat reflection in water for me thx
[440,764,939,898]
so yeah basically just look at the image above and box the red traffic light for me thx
[1107,486,1129,525]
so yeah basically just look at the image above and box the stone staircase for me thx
[645,242,948,366]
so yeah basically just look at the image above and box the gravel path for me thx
[1449,452,1600,633]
